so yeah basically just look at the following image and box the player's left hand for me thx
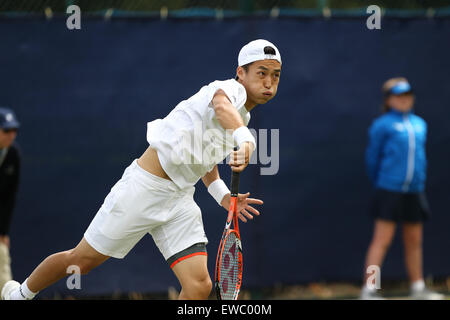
[221,192,263,223]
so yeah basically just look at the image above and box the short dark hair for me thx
[235,46,276,80]
[235,63,252,81]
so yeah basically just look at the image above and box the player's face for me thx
[387,93,414,113]
[238,60,281,106]
[0,128,17,148]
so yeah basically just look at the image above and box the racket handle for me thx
[231,171,240,197]
[230,147,240,197]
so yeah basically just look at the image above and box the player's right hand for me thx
[220,192,263,223]
[229,142,254,172]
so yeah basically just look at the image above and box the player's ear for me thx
[236,66,245,81]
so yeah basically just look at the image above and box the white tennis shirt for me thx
[146,79,250,189]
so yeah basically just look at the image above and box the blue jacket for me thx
[365,110,427,193]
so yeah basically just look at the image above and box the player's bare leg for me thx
[172,254,212,300]
[26,237,109,293]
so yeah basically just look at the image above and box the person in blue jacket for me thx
[360,77,443,300]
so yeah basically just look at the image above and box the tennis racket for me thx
[215,164,243,300]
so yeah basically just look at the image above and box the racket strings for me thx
[219,233,240,299]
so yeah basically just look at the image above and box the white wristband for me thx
[208,179,230,205]
[232,126,256,150]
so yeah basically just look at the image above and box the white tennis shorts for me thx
[84,159,208,261]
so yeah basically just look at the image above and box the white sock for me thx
[411,279,425,292]
[10,278,38,300]
[361,285,377,294]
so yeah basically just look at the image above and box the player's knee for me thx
[65,249,100,275]
[184,275,212,299]
[195,277,212,299]
[77,261,95,275]
[202,276,213,296]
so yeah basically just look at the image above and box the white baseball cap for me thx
[238,39,282,67]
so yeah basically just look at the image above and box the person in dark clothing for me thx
[0,107,20,290]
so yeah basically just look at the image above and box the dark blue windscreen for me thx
[1,18,449,297]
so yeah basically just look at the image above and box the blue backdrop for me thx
[1,17,449,297]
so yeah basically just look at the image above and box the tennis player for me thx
[1,39,282,300]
